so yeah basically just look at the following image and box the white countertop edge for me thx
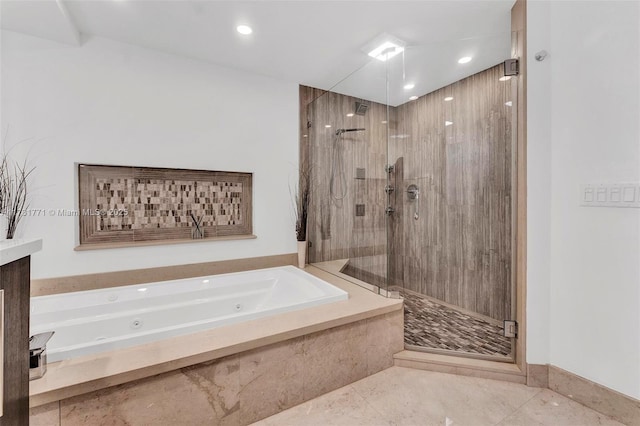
[0,238,43,267]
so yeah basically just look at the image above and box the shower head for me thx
[335,128,366,136]
[354,102,369,116]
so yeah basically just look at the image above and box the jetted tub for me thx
[30,266,348,363]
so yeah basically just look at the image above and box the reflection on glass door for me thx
[305,61,390,294]
[386,44,518,361]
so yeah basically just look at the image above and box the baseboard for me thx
[548,365,640,426]
[526,363,549,388]
[31,253,297,296]
[393,350,526,384]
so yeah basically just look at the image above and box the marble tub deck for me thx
[29,265,402,406]
[253,367,625,426]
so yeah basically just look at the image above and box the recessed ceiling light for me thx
[236,25,253,35]
[499,76,511,81]
[457,56,472,64]
[403,83,415,90]
[325,124,332,128]
[409,95,418,101]
[346,113,354,117]
[444,96,454,102]
[505,101,513,107]
[137,288,147,292]
[202,279,210,283]
[445,121,453,126]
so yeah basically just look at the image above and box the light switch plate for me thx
[581,183,640,208]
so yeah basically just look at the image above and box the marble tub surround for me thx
[29,266,402,408]
[29,310,403,425]
[29,401,60,426]
[30,252,297,296]
[253,367,623,426]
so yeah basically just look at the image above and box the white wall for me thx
[526,0,551,366]
[527,0,640,399]
[1,31,299,279]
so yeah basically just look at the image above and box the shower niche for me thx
[301,35,519,362]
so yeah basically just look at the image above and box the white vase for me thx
[0,214,8,241]
[297,240,307,269]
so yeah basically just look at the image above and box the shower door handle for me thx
[407,184,419,220]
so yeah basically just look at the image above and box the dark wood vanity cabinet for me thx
[0,256,32,426]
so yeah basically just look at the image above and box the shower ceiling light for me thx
[499,76,511,81]
[236,25,253,35]
[363,33,406,62]
[458,56,472,64]
[445,121,453,126]
[403,83,415,90]
[444,96,454,102]
[368,41,404,61]
[346,113,354,117]
[409,96,418,101]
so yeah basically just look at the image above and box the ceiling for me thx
[0,0,515,106]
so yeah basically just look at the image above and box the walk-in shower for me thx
[302,25,518,362]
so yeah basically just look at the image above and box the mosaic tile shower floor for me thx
[398,289,512,357]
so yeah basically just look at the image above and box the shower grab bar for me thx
[407,184,419,220]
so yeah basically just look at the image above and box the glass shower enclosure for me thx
[303,35,518,362]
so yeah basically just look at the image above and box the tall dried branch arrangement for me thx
[0,153,35,239]
[292,166,311,242]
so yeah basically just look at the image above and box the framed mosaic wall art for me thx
[78,164,253,249]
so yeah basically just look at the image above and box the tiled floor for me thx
[400,289,512,357]
[252,367,624,426]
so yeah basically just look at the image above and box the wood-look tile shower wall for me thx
[304,88,393,284]
[302,64,513,320]
[391,64,513,321]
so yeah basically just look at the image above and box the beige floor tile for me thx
[497,389,625,426]
[349,367,542,426]
[251,385,394,426]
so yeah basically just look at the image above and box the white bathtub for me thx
[30,266,348,363]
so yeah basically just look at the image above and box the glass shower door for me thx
[306,58,391,294]
[386,42,518,361]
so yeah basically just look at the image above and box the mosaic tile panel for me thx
[95,178,135,231]
[79,165,252,246]
[398,288,512,357]
[215,182,243,226]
